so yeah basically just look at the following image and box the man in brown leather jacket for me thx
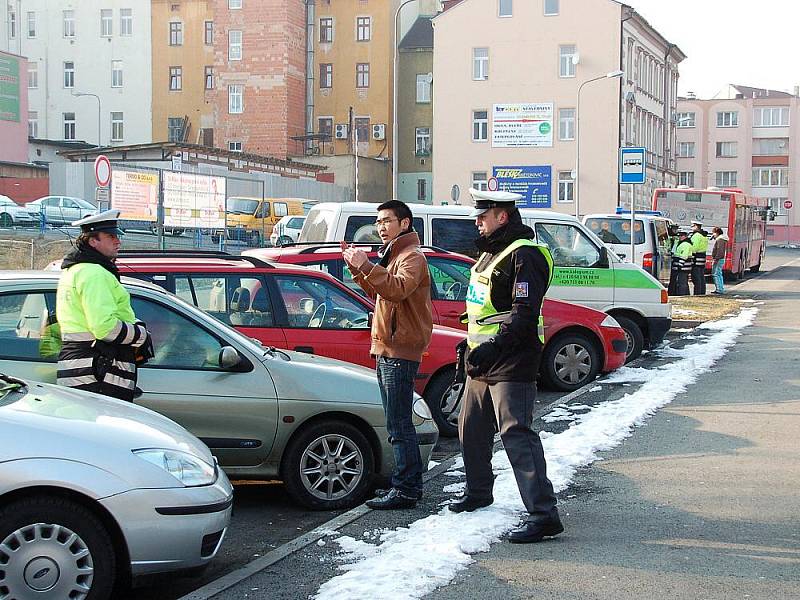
[342,200,433,509]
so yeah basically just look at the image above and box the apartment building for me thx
[676,84,800,243]
[432,0,684,215]
[151,0,214,144]
[0,1,153,147]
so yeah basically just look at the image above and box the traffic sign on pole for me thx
[487,177,498,191]
[94,155,111,187]
[619,147,646,184]
[784,200,793,210]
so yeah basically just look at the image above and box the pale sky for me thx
[623,0,800,98]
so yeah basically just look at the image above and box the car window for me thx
[428,257,470,302]
[345,216,425,243]
[174,275,274,327]
[274,275,369,329]
[654,220,670,253]
[131,297,226,369]
[535,223,601,267]
[288,217,305,229]
[585,218,645,244]
[0,291,59,361]
[274,202,288,218]
[431,218,478,258]
[63,199,79,209]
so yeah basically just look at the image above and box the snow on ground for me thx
[313,308,758,600]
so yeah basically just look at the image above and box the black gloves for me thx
[466,339,500,377]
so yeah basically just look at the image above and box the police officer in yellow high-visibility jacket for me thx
[689,220,709,295]
[449,189,563,545]
[56,210,151,401]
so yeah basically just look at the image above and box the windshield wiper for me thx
[263,346,291,361]
[0,374,27,396]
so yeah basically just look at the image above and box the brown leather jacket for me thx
[351,232,433,363]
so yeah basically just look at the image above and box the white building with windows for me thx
[0,0,152,148]
[676,84,800,243]
[432,0,683,216]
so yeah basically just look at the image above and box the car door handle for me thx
[294,346,314,354]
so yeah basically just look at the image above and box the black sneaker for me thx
[374,487,422,500]
[507,518,564,543]
[447,495,494,513]
[365,488,418,510]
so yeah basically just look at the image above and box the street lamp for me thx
[72,91,101,147]
[574,69,624,218]
[392,0,417,200]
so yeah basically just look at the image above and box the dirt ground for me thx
[0,233,72,270]
[670,293,745,322]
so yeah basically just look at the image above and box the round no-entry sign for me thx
[487,177,498,191]
[94,155,112,187]
[784,200,793,210]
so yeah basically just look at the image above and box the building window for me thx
[753,106,789,127]
[767,198,789,217]
[63,62,75,88]
[229,30,242,60]
[356,63,370,88]
[472,48,488,81]
[168,117,183,142]
[63,10,75,37]
[204,66,214,90]
[27,11,35,38]
[8,10,16,38]
[417,179,427,202]
[228,141,243,152]
[559,45,576,77]
[472,110,488,141]
[319,63,333,88]
[169,66,182,90]
[355,117,370,142]
[558,108,575,140]
[415,127,431,155]
[111,112,124,142]
[169,21,183,45]
[356,16,370,41]
[557,171,574,203]
[319,17,333,43]
[753,138,789,156]
[204,20,213,45]
[229,0,242,8]
[111,60,123,87]
[678,171,695,187]
[498,0,512,17]
[714,171,737,187]
[544,0,559,15]
[416,74,431,103]
[676,111,695,127]
[676,141,695,158]
[27,63,38,89]
[228,84,243,114]
[28,111,38,138]
[120,8,133,35]
[715,141,737,158]
[63,112,76,140]
[318,117,333,138]
[716,111,738,127]
[752,167,788,187]
[100,9,113,37]
[472,172,488,191]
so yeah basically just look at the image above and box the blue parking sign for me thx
[619,147,646,184]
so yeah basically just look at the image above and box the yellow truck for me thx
[211,197,304,247]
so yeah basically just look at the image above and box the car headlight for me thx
[413,394,432,420]
[600,315,621,328]
[133,448,217,487]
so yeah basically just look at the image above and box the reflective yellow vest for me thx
[465,239,553,349]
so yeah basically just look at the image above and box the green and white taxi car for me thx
[0,272,438,511]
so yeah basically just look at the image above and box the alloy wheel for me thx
[300,434,365,501]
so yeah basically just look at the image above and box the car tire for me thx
[540,332,601,392]
[0,213,13,227]
[282,420,374,510]
[613,315,645,363]
[0,495,117,600]
[424,367,460,438]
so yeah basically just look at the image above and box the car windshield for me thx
[228,198,260,215]
[73,198,97,210]
[585,218,645,244]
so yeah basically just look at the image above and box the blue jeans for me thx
[712,259,724,293]
[376,356,423,497]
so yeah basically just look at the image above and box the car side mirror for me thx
[218,346,241,369]
[368,312,374,328]
[597,246,610,268]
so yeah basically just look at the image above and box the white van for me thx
[300,202,671,360]
[583,210,674,284]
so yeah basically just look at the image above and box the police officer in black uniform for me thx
[449,189,563,544]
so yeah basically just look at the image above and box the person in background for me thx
[667,223,681,295]
[690,220,709,295]
[342,200,433,510]
[672,229,694,296]
[710,226,728,294]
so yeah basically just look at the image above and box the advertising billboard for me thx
[111,170,159,221]
[163,172,226,229]
[0,53,21,123]
[492,166,552,208]
[492,103,553,148]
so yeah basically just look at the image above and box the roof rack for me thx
[116,249,274,268]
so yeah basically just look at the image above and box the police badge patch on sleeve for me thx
[514,282,529,298]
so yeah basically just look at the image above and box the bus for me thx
[652,187,768,280]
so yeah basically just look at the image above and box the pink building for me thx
[0,50,28,164]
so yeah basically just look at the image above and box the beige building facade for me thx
[432,0,683,215]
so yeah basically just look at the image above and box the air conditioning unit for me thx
[372,123,386,140]
[334,124,349,139]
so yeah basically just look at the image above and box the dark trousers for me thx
[691,256,706,295]
[672,270,690,296]
[668,268,679,295]
[458,377,558,522]
[376,356,423,497]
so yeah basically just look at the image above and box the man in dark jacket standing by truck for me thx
[342,200,433,510]
[449,189,563,544]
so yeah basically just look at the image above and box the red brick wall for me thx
[211,0,307,159]
[0,178,49,204]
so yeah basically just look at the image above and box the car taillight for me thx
[661,289,668,303]
[642,253,653,269]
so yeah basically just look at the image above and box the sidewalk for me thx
[426,255,800,600]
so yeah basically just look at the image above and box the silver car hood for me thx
[0,379,214,466]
